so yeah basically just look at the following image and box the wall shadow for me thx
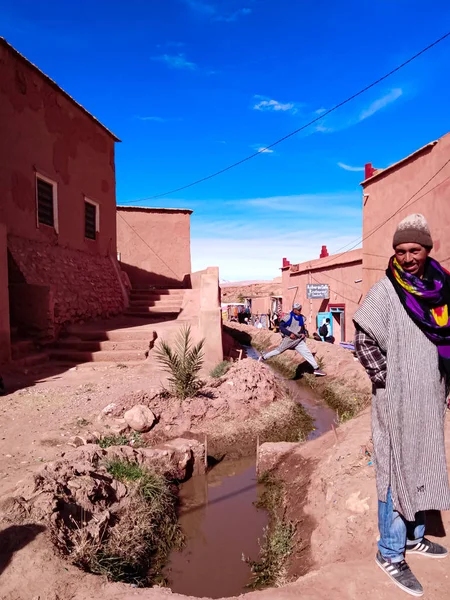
[120,262,186,289]
[0,524,46,576]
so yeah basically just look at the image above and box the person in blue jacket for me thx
[259,303,326,376]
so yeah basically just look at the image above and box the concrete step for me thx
[64,323,180,342]
[11,339,36,360]
[130,289,186,298]
[12,352,49,369]
[49,348,146,363]
[129,299,184,308]
[126,306,182,315]
[123,310,180,319]
[51,339,152,352]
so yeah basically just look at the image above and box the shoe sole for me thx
[314,373,326,377]
[375,557,423,597]
[406,549,448,559]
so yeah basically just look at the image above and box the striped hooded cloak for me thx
[354,276,450,521]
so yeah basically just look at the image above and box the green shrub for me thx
[155,325,205,400]
[246,474,295,588]
[210,360,232,378]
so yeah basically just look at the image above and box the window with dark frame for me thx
[85,201,97,240]
[37,178,55,227]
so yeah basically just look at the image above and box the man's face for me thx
[293,308,302,316]
[394,243,430,277]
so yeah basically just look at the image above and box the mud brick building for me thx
[282,248,363,344]
[117,206,192,288]
[0,38,125,362]
[361,131,450,294]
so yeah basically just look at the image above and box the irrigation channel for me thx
[164,345,336,598]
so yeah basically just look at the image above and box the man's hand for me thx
[290,333,297,340]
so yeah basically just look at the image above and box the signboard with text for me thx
[306,284,330,299]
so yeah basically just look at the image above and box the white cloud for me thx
[157,41,185,49]
[315,123,334,133]
[251,145,274,154]
[136,116,167,122]
[337,162,365,172]
[153,53,197,70]
[253,96,298,114]
[359,88,403,121]
[182,1,251,21]
[232,193,361,217]
[216,7,252,21]
[191,225,361,280]
[315,107,327,115]
[182,0,216,15]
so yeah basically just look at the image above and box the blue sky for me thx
[3,1,450,281]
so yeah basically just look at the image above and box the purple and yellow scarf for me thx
[386,256,450,381]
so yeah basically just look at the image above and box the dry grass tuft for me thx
[69,461,183,586]
[246,473,296,588]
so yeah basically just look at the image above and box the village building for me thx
[361,131,450,295]
[0,38,125,363]
[281,248,363,344]
[116,206,192,289]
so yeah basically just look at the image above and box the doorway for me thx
[329,304,345,343]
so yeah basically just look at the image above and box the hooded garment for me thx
[354,276,450,520]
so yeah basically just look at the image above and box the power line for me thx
[117,212,181,279]
[123,30,450,204]
[316,160,450,268]
[310,273,360,305]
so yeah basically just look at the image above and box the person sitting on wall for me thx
[259,303,326,376]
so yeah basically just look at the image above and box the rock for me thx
[124,405,156,433]
[67,436,86,448]
[85,432,99,444]
[102,403,116,415]
[345,491,370,514]
[109,418,129,435]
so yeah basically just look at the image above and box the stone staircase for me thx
[124,288,186,319]
[10,327,49,369]
[10,288,193,369]
[48,314,193,366]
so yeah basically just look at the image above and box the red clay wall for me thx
[0,41,123,331]
[117,208,192,288]
[8,236,123,331]
[0,223,11,362]
[362,133,450,295]
[251,296,271,315]
[282,250,363,342]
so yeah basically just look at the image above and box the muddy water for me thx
[165,457,267,598]
[165,345,335,598]
[243,344,336,440]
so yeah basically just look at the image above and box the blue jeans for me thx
[378,488,425,562]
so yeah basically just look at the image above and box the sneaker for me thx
[406,537,448,558]
[313,369,326,376]
[375,552,423,597]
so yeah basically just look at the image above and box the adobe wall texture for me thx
[251,296,271,315]
[117,208,192,288]
[0,223,11,362]
[362,133,450,294]
[0,42,118,255]
[8,236,123,333]
[0,41,124,334]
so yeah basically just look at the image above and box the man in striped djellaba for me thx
[354,214,450,597]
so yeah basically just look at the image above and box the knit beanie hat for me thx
[392,213,433,249]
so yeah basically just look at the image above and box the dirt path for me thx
[0,342,449,599]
